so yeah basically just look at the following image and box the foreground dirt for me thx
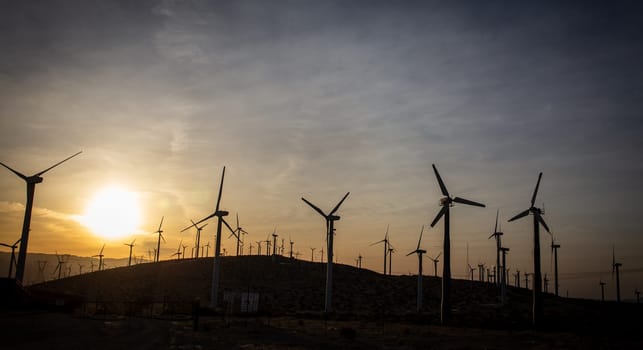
[1,312,640,350]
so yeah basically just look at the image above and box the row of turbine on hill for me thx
[0,153,634,323]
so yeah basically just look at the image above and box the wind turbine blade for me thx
[531,172,543,207]
[161,233,166,243]
[0,243,11,248]
[35,151,82,176]
[612,245,615,277]
[214,166,226,213]
[488,232,496,239]
[99,244,105,255]
[385,224,389,240]
[417,225,424,250]
[537,214,551,233]
[435,252,441,260]
[236,213,240,229]
[508,209,530,222]
[201,223,209,230]
[494,209,499,233]
[131,239,136,245]
[13,238,21,246]
[158,216,164,231]
[329,192,350,215]
[0,161,28,180]
[193,213,217,226]
[369,239,385,246]
[222,218,237,237]
[432,164,450,197]
[301,197,327,217]
[430,206,447,227]
[453,197,485,207]
[406,251,417,257]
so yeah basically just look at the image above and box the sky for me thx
[1,0,642,300]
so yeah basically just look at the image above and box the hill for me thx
[25,255,643,332]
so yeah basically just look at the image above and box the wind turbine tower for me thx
[500,247,509,302]
[488,210,503,288]
[508,172,550,326]
[124,239,136,267]
[599,281,606,302]
[153,217,165,263]
[370,225,389,275]
[183,166,237,309]
[429,164,485,324]
[0,238,20,278]
[0,151,82,283]
[181,219,208,258]
[551,240,561,296]
[301,192,350,313]
[612,246,622,303]
[406,225,426,313]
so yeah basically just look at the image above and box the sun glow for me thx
[80,186,141,239]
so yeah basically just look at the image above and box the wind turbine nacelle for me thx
[329,215,340,221]
[216,210,229,217]
[439,197,452,206]
[27,176,44,184]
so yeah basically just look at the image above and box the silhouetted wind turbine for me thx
[186,166,237,309]
[0,151,82,283]
[37,260,47,282]
[153,217,165,263]
[406,225,426,312]
[550,238,561,296]
[500,247,510,303]
[230,213,247,256]
[599,280,606,302]
[0,238,20,278]
[53,252,67,280]
[289,236,294,258]
[204,241,211,257]
[612,246,622,303]
[255,241,262,256]
[429,164,485,324]
[428,252,441,277]
[387,243,395,276]
[181,219,208,258]
[508,172,550,326]
[124,239,136,267]
[310,247,316,262]
[92,244,105,271]
[271,228,278,256]
[488,210,503,288]
[301,192,350,313]
[370,225,389,275]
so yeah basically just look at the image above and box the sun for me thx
[79,186,142,240]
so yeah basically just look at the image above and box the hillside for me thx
[26,255,642,332]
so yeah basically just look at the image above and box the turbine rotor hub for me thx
[215,210,229,217]
[439,197,452,206]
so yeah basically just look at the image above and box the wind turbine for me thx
[310,247,316,262]
[37,260,47,282]
[301,191,350,313]
[289,236,294,259]
[508,172,550,326]
[599,280,606,302]
[184,166,237,309]
[170,240,183,260]
[550,238,561,296]
[370,225,389,275]
[124,239,136,267]
[477,263,485,282]
[428,252,441,277]
[488,210,503,288]
[256,241,263,256]
[0,151,82,283]
[467,264,476,281]
[612,246,622,303]
[406,225,426,312]
[181,219,208,258]
[230,213,247,256]
[52,253,67,280]
[92,244,105,271]
[271,228,278,256]
[204,241,211,258]
[387,243,395,276]
[500,247,510,303]
[429,164,485,324]
[0,238,20,278]
[357,254,362,269]
[153,217,165,263]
